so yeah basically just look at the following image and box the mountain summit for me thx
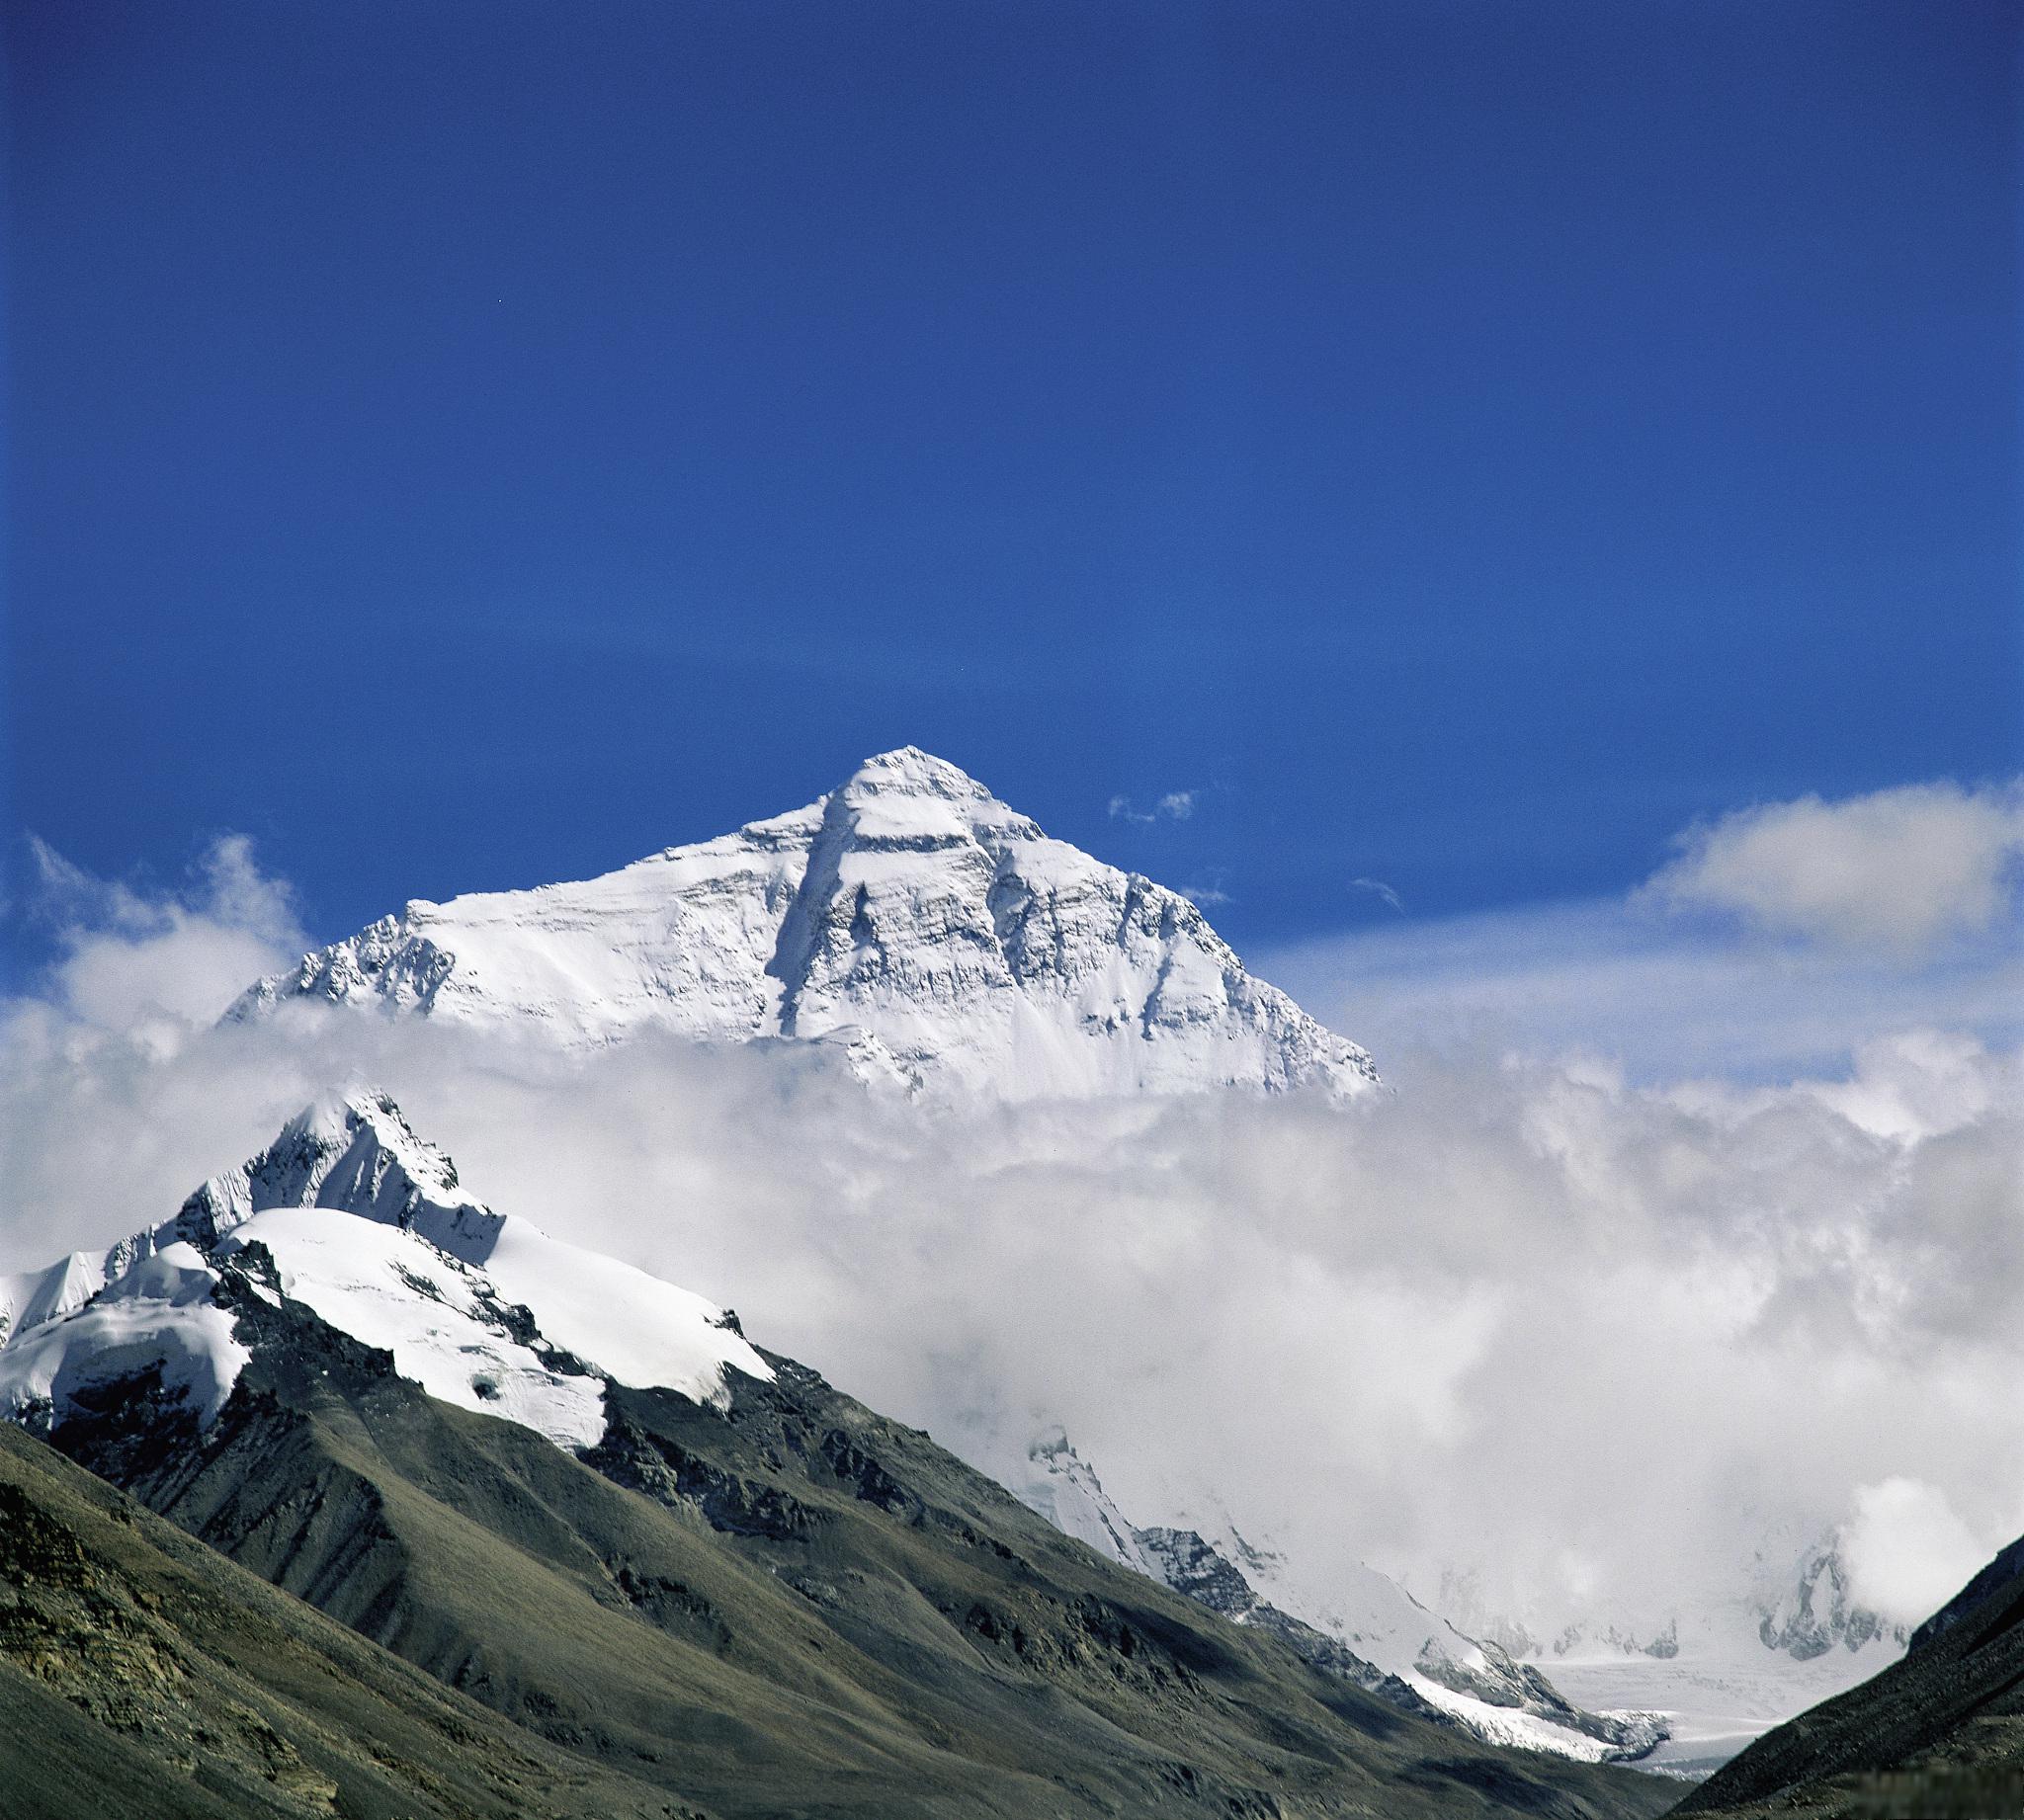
[229,747,1379,1098]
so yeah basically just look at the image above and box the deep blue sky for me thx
[5,0,2018,967]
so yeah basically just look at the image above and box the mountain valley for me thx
[0,1094,1676,1820]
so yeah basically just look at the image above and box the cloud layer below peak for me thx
[4,781,2018,1643]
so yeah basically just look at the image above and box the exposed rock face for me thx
[1757,1540,1903,1661]
[228,748,1380,1101]
[171,1090,493,1256]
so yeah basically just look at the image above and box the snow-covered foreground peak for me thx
[175,1087,501,1262]
[228,747,1379,1101]
[1014,1430,1665,1766]
[0,1091,769,1449]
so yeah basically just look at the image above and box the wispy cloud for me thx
[1109,789,1197,826]
[1264,896,2024,1088]
[1351,876,1406,914]
[1268,780,2024,1086]
[15,835,305,1048]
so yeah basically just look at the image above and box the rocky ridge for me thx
[1018,1427,1666,1764]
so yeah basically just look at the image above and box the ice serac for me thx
[227,748,1380,1100]
[0,1091,771,1448]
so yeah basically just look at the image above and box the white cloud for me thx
[1802,1029,2003,1142]
[1642,780,2024,953]
[4,807,2019,1646]
[1109,790,1196,825]
[3,972,2018,1640]
[19,835,306,1047]
[1261,895,2022,1089]
[1351,876,1405,914]
[1841,1478,1997,1627]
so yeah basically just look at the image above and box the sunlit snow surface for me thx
[229,748,1380,1101]
[0,1244,250,1432]
[0,1092,770,1451]
[218,1209,611,1448]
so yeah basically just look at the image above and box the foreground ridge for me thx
[0,1097,1674,1820]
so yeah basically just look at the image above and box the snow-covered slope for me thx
[227,748,1378,1101]
[0,1092,769,1449]
[1017,1429,1665,1765]
[0,1203,215,1350]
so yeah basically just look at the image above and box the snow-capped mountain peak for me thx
[0,1091,770,1449]
[227,749,1379,1101]
[173,1088,501,1263]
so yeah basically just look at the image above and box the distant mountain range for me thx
[227,747,1380,1099]
[0,1096,1668,1820]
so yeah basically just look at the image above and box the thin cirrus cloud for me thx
[1641,778,2024,954]
[1351,876,1406,915]
[1267,776,2024,1086]
[1108,789,1196,825]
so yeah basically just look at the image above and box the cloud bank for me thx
[4,827,2018,1645]
[1644,779,2024,953]
[1841,1478,1995,1629]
